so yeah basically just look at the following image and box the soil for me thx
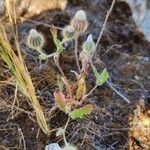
[0,0,150,150]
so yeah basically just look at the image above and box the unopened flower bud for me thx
[71,10,88,33]
[27,29,45,52]
[83,34,95,54]
[62,25,75,40]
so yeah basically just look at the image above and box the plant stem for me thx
[82,84,98,100]
[107,81,131,103]
[74,35,81,72]
[54,54,65,78]
[63,117,70,145]
[46,53,56,59]
[92,0,116,57]
[20,18,64,30]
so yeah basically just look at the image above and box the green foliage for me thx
[69,104,93,119]
[51,28,64,53]
[83,34,95,55]
[92,65,109,86]
[92,64,99,79]
[25,10,110,139]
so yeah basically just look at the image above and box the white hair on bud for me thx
[66,25,75,33]
[29,29,39,38]
[75,10,87,20]
[62,25,76,40]
[71,10,88,33]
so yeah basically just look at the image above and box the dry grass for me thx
[0,24,50,135]
[0,0,50,135]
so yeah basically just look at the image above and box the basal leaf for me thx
[57,77,64,92]
[54,91,67,113]
[61,77,72,97]
[69,104,93,119]
[76,76,86,100]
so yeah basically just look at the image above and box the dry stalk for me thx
[92,0,116,57]
[0,24,50,135]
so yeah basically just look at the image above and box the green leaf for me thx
[50,27,64,53]
[91,64,99,78]
[54,38,64,53]
[92,65,109,86]
[96,68,109,85]
[69,104,93,119]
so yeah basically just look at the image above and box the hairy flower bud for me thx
[83,34,95,54]
[27,29,45,52]
[62,25,75,40]
[71,10,88,33]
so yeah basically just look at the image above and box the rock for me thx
[140,9,150,41]
[0,0,5,15]
[4,0,68,18]
[119,0,150,41]
[45,143,62,150]
[119,0,147,26]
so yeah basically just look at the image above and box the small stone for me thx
[45,143,62,150]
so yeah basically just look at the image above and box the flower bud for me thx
[83,34,95,54]
[62,25,75,40]
[27,29,45,52]
[71,10,88,33]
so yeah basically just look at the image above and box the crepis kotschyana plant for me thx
[27,10,109,120]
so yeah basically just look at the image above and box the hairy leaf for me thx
[69,104,93,119]
[61,77,72,97]
[96,68,109,85]
[57,77,64,92]
[50,27,64,53]
[54,91,68,113]
[92,65,109,86]
[76,76,86,100]
[91,64,99,78]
